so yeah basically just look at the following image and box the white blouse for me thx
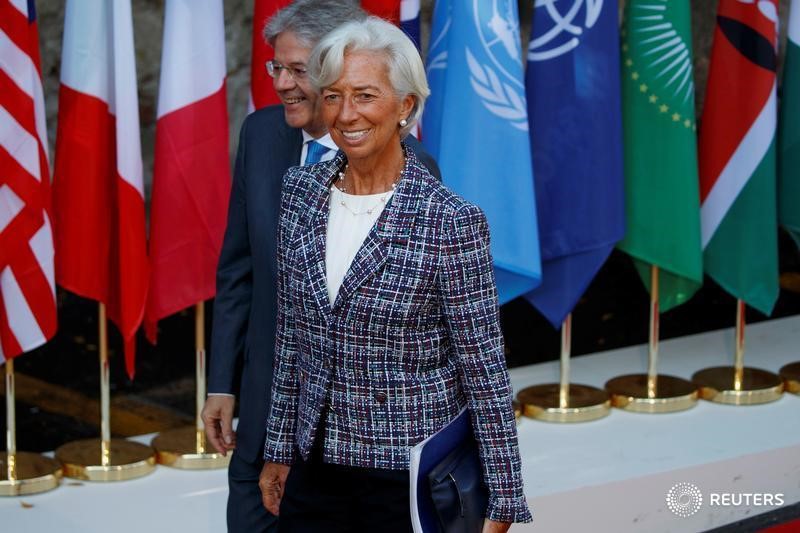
[326,185,394,305]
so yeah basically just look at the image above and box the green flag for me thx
[780,1,800,247]
[618,0,703,311]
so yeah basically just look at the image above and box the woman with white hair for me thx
[260,16,531,533]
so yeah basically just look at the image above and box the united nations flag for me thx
[423,0,541,303]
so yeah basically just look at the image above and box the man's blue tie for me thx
[305,140,330,165]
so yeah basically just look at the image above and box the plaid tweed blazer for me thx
[263,146,531,523]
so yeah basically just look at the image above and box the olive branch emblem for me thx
[466,48,528,131]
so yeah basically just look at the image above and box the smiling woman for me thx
[260,16,531,533]
[318,50,413,193]
[309,17,428,195]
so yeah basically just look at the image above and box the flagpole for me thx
[692,299,783,404]
[100,303,110,465]
[606,265,698,413]
[516,313,610,423]
[734,298,746,390]
[5,359,15,475]
[1,359,63,496]
[55,303,156,481]
[195,302,207,454]
[559,313,572,409]
[151,302,229,469]
[647,265,660,397]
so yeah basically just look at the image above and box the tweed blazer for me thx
[263,146,531,523]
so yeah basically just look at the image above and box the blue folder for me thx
[410,407,473,532]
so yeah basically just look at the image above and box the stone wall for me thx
[34,1,792,199]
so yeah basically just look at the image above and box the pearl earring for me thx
[399,118,408,127]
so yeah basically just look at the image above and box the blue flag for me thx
[424,0,541,303]
[523,0,625,327]
[400,0,421,50]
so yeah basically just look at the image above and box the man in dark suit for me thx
[201,1,439,531]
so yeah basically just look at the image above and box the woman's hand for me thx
[482,518,512,533]
[259,462,291,515]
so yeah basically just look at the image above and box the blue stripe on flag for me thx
[27,0,37,22]
[400,0,420,48]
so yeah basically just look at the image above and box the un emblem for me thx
[467,0,528,131]
[528,0,604,61]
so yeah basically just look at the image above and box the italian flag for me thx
[144,0,231,343]
[52,0,148,378]
[779,0,800,246]
[699,0,779,316]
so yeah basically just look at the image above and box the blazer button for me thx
[374,391,388,404]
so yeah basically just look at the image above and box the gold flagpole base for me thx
[151,426,231,470]
[780,362,800,394]
[517,384,611,423]
[0,452,62,496]
[55,439,156,481]
[605,374,698,413]
[692,367,784,405]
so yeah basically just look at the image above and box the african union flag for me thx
[617,0,703,312]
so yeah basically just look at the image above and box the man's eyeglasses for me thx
[266,60,308,81]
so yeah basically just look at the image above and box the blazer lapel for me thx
[295,154,346,319]
[332,146,427,311]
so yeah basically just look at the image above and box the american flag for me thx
[0,0,57,362]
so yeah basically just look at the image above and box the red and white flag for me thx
[52,0,147,378]
[0,0,57,362]
[362,0,400,24]
[145,0,231,342]
[249,0,291,111]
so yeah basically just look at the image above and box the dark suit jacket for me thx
[209,105,440,463]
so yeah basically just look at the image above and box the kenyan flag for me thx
[779,1,800,246]
[699,0,779,316]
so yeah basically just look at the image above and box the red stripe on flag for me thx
[698,6,775,201]
[1,2,31,54]
[8,243,57,340]
[145,86,231,342]
[0,0,42,77]
[250,0,290,110]
[0,148,43,216]
[0,299,23,359]
[0,72,49,204]
[362,0,400,24]
[53,84,148,377]
[0,202,41,270]
[0,2,44,74]
[0,70,36,136]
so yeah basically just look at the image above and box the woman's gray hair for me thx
[263,0,365,48]
[308,17,430,138]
